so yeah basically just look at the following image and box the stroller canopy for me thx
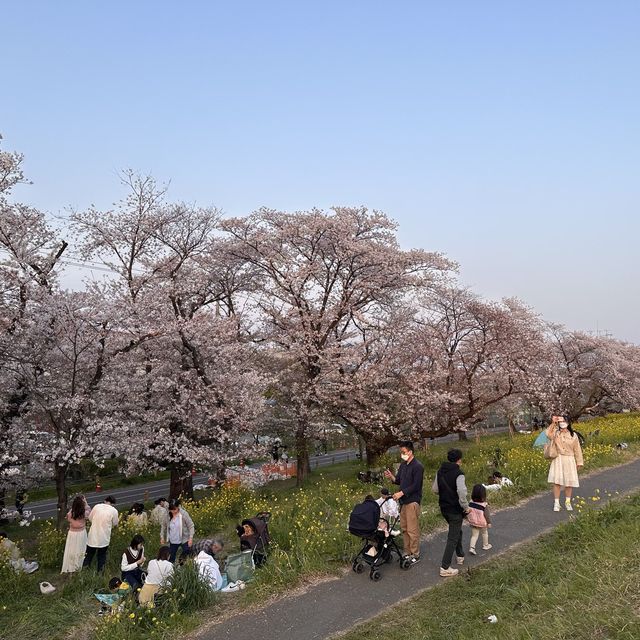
[348,498,381,537]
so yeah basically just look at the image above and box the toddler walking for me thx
[467,484,492,555]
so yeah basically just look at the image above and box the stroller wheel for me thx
[370,570,382,582]
[353,561,365,574]
[400,557,412,570]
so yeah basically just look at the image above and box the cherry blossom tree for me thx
[0,137,68,507]
[72,176,266,498]
[222,207,454,483]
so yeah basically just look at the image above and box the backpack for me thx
[348,499,381,536]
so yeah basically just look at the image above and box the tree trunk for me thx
[365,440,389,468]
[357,435,365,462]
[55,464,68,530]
[169,466,194,501]
[508,416,517,436]
[295,424,311,487]
[458,430,468,441]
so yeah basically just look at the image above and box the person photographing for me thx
[546,415,583,511]
[383,441,424,565]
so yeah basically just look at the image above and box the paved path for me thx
[198,457,640,640]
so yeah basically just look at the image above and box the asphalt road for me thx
[23,426,510,521]
[24,448,362,520]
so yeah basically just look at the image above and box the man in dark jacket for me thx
[432,448,469,577]
[384,441,424,565]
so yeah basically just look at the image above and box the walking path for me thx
[198,457,640,640]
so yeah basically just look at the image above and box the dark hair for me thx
[168,499,181,517]
[129,502,144,515]
[108,577,122,590]
[105,495,117,505]
[492,471,503,479]
[157,545,171,561]
[471,484,487,502]
[447,448,463,463]
[0,531,7,539]
[399,440,414,452]
[364,494,375,501]
[560,416,576,437]
[154,497,167,506]
[130,534,145,549]
[71,495,86,520]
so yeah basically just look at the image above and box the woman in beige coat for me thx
[546,415,584,511]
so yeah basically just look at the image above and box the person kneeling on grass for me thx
[195,546,224,591]
[0,531,38,573]
[139,546,174,607]
[120,534,146,590]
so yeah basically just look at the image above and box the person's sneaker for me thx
[482,544,493,551]
[439,567,459,577]
[456,555,465,565]
[565,501,573,511]
[221,582,240,593]
[553,502,561,512]
[469,547,477,555]
[404,554,421,565]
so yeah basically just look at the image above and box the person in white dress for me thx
[61,495,91,573]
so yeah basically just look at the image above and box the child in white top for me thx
[375,488,400,536]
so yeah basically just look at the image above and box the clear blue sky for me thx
[2,1,639,341]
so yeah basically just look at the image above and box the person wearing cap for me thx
[191,537,224,560]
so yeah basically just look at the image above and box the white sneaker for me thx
[456,555,465,565]
[439,567,459,577]
[482,544,493,551]
[469,547,477,555]
[553,503,561,512]
[390,529,401,536]
[221,582,240,593]
[565,501,573,511]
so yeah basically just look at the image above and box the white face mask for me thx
[559,422,568,429]
[400,453,410,462]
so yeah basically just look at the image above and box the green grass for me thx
[1,413,639,640]
[340,493,640,640]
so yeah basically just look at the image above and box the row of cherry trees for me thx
[2,140,639,524]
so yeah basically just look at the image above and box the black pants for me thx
[122,567,144,590]
[441,511,464,569]
[84,545,108,573]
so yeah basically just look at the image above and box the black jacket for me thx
[436,462,464,514]
[394,457,424,505]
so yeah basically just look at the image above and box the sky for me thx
[2,1,639,342]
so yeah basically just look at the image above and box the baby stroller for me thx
[227,511,271,583]
[348,497,411,581]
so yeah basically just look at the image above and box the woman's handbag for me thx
[543,438,559,460]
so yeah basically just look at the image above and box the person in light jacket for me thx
[160,499,195,563]
[546,415,584,512]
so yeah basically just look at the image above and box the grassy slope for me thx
[340,494,640,640]
[1,414,639,640]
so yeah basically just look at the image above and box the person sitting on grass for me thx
[483,471,514,492]
[127,502,148,528]
[150,498,168,525]
[0,531,38,573]
[139,546,174,607]
[120,534,146,590]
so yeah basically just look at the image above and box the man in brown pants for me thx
[384,441,424,566]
